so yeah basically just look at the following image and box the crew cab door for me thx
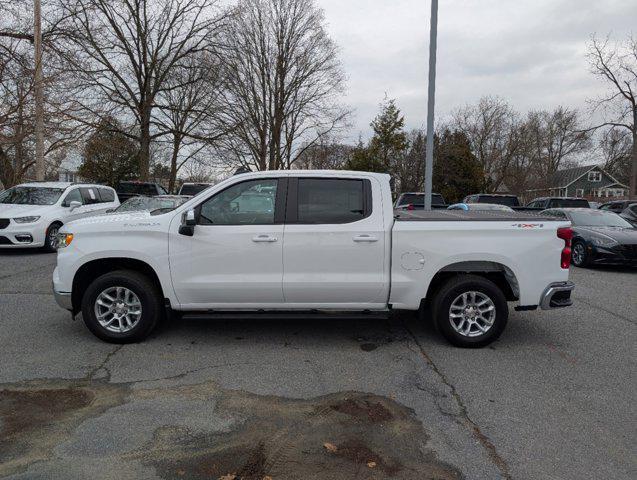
[282,176,389,307]
[169,177,287,308]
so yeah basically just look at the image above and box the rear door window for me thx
[294,178,370,224]
[80,187,101,205]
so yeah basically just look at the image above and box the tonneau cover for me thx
[394,209,556,222]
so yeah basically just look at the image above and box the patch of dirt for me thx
[0,379,461,480]
[328,397,394,423]
[144,389,461,480]
[0,380,128,477]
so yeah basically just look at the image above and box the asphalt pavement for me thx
[0,249,635,480]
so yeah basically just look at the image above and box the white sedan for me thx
[0,182,119,251]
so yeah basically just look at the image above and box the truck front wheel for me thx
[432,274,508,348]
[81,270,163,343]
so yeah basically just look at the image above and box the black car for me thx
[116,181,168,202]
[620,203,637,227]
[395,192,446,209]
[598,200,636,213]
[527,197,590,209]
[542,208,637,267]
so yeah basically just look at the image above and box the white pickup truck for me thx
[53,170,574,347]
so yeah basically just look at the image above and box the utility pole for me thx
[34,0,45,181]
[423,0,438,210]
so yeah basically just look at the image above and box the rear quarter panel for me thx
[390,220,571,309]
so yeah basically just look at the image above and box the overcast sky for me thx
[318,0,637,142]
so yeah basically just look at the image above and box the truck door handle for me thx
[353,234,378,243]
[252,235,278,243]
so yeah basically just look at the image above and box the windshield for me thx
[397,193,445,206]
[114,196,186,213]
[179,184,210,196]
[117,183,158,195]
[569,210,633,228]
[0,186,64,205]
[476,195,519,207]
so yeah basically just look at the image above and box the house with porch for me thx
[526,164,628,201]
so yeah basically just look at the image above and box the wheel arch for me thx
[423,261,520,308]
[71,257,164,313]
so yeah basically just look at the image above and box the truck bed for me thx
[394,209,553,222]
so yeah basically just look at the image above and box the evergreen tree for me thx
[433,129,484,203]
[79,118,139,186]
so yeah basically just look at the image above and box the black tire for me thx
[43,222,62,252]
[81,270,163,343]
[431,274,508,348]
[571,241,589,268]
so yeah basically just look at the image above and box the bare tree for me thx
[154,54,225,191]
[451,96,525,192]
[218,0,348,171]
[587,35,637,198]
[599,127,632,185]
[58,0,227,181]
[524,106,591,181]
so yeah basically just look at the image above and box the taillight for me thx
[557,227,573,269]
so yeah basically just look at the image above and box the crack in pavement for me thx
[573,295,636,326]
[402,321,513,480]
[87,345,125,381]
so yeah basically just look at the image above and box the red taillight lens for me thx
[557,227,573,269]
[407,204,414,211]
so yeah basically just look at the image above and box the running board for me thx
[179,309,391,321]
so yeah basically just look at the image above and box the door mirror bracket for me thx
[69,200,82,211]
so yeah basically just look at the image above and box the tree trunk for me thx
[139,103,152,181]
[169,136,180,193]
[631,107,637,200]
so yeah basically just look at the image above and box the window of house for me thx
[588,171,602,182]
[575,189,584,198]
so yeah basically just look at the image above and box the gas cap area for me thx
[400,252,426,271]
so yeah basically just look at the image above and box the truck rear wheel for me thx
[432,274,508,348]
[81,270,163,343]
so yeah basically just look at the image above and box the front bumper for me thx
[53,288,73,311]
[0,220,46,248]
[540,281,575,310]
[589,243,637,266]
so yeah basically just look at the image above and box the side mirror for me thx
[69,200,82,210]
[179,209,197,236]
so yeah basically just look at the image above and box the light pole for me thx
[423,0,438,210]
[34,0,45,181]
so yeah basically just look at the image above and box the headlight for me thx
[13,216,41,224]
[56,232,74,248]
[590,235,618,247]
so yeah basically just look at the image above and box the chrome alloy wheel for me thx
[572,243,585,265]
[449,291,496,337]
[94,287,142,333]
[48,225,60,248]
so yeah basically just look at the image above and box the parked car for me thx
[177,182,212,196]
[110,195,190,215]
[527,197,590,209]
[619,203,637,227]
[115,181,168,202]
[394,192,446,209]
[448,203,515,212]
[598,200,636,213]
[53,171,574,348]
[462,194,521,207]
[0,182,119,251]
[542,208,637,267]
